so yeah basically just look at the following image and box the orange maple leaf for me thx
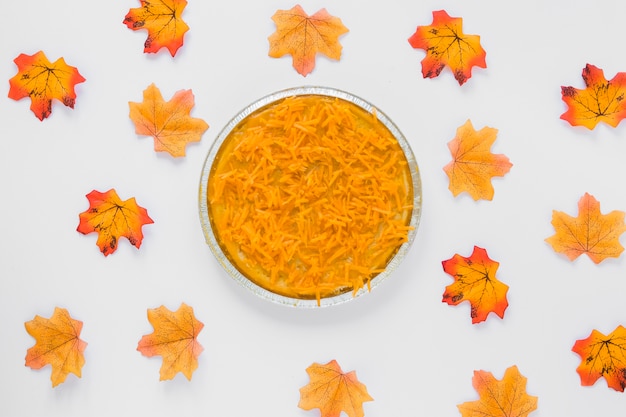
[25,307,87,387]
[442,246,509,324]
[443,120,512,201]
[129,83,209,157]
[458,365,538,417]
[572,325,626,392]
[268,5,349,76]
[77,189,154,256]
[8,51,85,121]
[137,303,204,381]
[408,10,486,85]
[545,193,626,264]
[299,360,373,417]
[560,64,626,129]
[123,0,189,56]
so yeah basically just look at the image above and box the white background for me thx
[1,0,626,416]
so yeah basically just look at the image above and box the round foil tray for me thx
[199,86,422,307]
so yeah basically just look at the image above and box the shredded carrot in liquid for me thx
[208,95,414,304]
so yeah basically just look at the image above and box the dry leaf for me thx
[408,10,486,85]
[458,365,538,417]
[572,325,626,392]
[77,189,154,256]
[561,64,626,129]
[25,307,87,387]
[299,359,373,417]
[545,193,626,263]
[268,5,349,76]
[129,83,209,157]
[442,246,509,324]
[137,303,204,381]
[8,51,85,120]
[123,0,189,56]
[443,120,512,201]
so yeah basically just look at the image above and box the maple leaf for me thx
[572,325,626,392]
[545,192,626,264]
[24,307,88,387]
[458,365,538,417]
[77,189,154,256]
[443,120,512,201]
[442,246,509,324]
[129,83,209,157]
[299,359,373,417]
[560,64,626,129]
[408,10,486,85]
[123,0,189,56]
[137,303,204,381]
[268,5,349,76]
[8,51,85,121]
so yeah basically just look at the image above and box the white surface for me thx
[1,0,626,416]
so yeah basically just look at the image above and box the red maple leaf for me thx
[408,10,486,85]
[8,51,85,120]
[123,0,189,56]
[442,246,509,324]
[77,189,154,256]
[572,326,626,391]
[561,64,626,129]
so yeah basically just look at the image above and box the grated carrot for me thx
[207,94,414,303]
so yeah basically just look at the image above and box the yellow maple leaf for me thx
[299,359,373,417]
[129,83,209,157]
[137,303,204,381]
[443,120,512,201]
[25,307,88,387]
[268,5,349,76]
[546,193,626,263]
[458,365,538,417]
